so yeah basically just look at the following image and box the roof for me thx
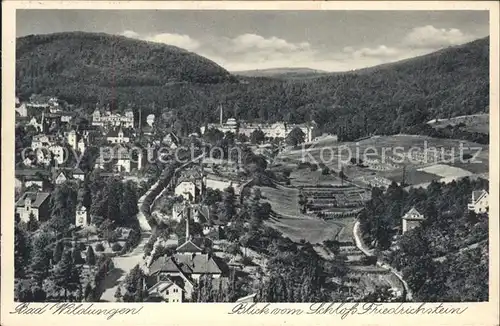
[472,190,488,203]
[178,168,204,183]
[236,293,257,303]
[15,192,51,208]
[149,253,224,276]
[73,167,85,175]
[402,207,425,220]
[16,169,50,178]
[176,240,203,253]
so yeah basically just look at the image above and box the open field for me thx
[277,135,489,187]
[427,114,489,134]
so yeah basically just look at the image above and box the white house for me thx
[147,278,185,303]
[75,206,89,227]
[401,207,425,234]
[175,181,199,202]
[15,191,51,223]
[468,190,489,214]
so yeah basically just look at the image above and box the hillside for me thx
[16,32,235,102]
[16,33,489,140]
[233,67,329,79]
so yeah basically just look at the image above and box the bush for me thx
[322,167,330,175]
[361,255,378,265]
[79,242,86,251]
[95,243,105,252]
[224,243,241,255]
[241,255,253,265]
[111,243,123,252]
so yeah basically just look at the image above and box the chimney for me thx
[220,105,223,127]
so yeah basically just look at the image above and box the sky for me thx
[16,10,489,72]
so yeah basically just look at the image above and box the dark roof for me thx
[15,169,50,178]
[15,192,51,208]
[149,253,225,276]
[472,190,488,203]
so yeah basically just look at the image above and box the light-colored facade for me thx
[75,206,89,227]
[402,207,425,234]
[200,118,316,143]
[92,108,134,128]
[468,190,489,214]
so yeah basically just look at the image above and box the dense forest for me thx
[358,178,489,301]
[16,32,489,140]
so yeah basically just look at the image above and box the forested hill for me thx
[16,33,489,140]
[16,32,235,99]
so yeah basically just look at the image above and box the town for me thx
[14,91,489,303]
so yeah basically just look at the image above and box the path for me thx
[99,232,150,302]
[353,219,412,301]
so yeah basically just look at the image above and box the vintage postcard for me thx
[1,1,499,326]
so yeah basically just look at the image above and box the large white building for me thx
[92,107,134,128]
[200,117,316,143]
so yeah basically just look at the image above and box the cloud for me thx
[403,25,476,49]
[230,33,311,53]
[121,30,200,51]
[351,45,400,58]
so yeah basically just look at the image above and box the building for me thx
[92,107,134,128]
[147,276,186,302]
[52,168,86,184]
[401,207,425,234]
[200,116,317,143]
[468,190,489,214]
[174,168,205,203]
[15,169,51,190]
[75,205,89,227]
[94,145,143,173]
[106,127,132,144]
[15,191,51,223]
[15,97,28,117]
[162,132,180,149]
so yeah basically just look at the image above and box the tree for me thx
[221,186,236,221]
[86,245,96,265]
[15,282,33,302]
[52,250,81,300]
[52,240,64,264]
[285,127,305,147]
[30,231,54,286]
[120,181,139,223]
[27,212,39,232]
[72,246,84,264]
[250,129,266,145]
[115,287,123,302]
[32,286,47,302]
[14,225,30,278]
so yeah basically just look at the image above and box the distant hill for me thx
[233,67,329,79]
[16,33,489,141]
